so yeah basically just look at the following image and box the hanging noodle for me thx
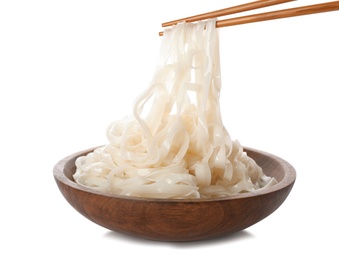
[73,19,277,199]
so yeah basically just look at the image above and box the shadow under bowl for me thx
[53,147,296,242]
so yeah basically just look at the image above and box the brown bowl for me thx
[53,146,296,242]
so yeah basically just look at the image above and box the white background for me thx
[1,0,338,259]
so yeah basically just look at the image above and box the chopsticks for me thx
[162,0,296,27]
[159,1,339,36]
[216,1,339,28]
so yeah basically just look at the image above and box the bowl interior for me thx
[57,146,294,200]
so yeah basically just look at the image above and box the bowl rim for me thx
[53,146,296,203]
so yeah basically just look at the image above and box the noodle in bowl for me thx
[54,18,296,241]
[73,19,277,199]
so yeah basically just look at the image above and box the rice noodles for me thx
[73,19,277,199]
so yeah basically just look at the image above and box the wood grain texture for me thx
[53,147,296,241]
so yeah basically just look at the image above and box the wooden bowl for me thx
[53,147,296,241]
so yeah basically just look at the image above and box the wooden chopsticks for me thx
[162,0,296,27]
[160,1,339,36]
[216,1,339,28]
